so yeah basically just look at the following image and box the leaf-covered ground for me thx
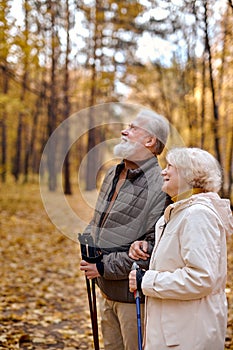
[0,183,103,350]
[0,183,232,349]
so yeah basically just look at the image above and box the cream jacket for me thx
[142,192,233,350]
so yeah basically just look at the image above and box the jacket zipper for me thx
[96,169,128,242]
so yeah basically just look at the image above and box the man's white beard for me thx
[114,140,144,160]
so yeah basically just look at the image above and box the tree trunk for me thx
[12,0,29,182]
[200,52,206,148]
[63,0,72,195]
[225,130,233,199]
[0,64,8,182]
[204,1,221,164]
[0,117,7,182]
[47,0,58,192]
[24,95,41,182]
[12,113,23,182]
[86,2,99,191]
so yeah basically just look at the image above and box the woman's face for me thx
[161,163,190,197]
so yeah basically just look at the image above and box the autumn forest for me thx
[0,0,233,349]
[0,0,233,199]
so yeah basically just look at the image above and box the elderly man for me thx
[80,108,170,350]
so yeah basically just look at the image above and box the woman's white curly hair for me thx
[166,147,222,192]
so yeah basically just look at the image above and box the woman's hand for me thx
[129,240,150,260]
[129,270,137,293]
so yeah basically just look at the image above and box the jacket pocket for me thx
[161,301,181,346]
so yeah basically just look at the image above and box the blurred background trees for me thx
[0,0,232,201]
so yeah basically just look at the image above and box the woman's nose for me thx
[161,168,167,176]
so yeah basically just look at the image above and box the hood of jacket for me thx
[164,192,233,238]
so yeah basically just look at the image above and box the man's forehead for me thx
[131,117,149,131]
[131,116,146,127]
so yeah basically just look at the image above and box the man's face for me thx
[113,118,151,161]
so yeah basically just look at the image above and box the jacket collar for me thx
[164,189,204,223]
[116,156,158,180]
[172,188,203,202]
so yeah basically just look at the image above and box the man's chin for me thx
[113,142,146,160]
[114,144,130,158]
[114,151,133,159]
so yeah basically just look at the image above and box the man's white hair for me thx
[136,109,170,155]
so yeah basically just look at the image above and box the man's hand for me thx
[129,240,150,260]
[129,270,137,293]
[80,260,100,279]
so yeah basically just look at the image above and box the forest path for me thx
[0,183,232,349]
[0,183,103,350]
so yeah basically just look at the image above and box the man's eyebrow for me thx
[129,123,138,128]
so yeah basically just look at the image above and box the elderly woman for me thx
[129,147,233,350]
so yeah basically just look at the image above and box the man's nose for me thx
[121,128,128,136]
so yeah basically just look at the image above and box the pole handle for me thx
[131,263,143,350]
[131,262,139,271]
[131,262,140,299]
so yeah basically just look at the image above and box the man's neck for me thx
[123,159,139,170]
[123,156,154,170]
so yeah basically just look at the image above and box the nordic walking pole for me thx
[91,278,99,350]
[132,262,143,350]
[85,275,99,350]
[78,234,100,350]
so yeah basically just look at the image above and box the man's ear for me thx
[145,136,156,148]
